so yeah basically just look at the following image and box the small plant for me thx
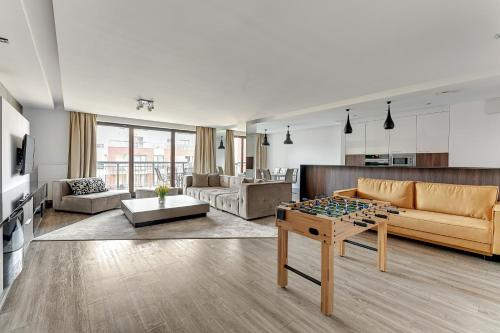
[155,183,170,202]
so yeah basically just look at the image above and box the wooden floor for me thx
[1,228,500,332]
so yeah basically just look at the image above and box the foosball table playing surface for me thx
[276,195,399,316]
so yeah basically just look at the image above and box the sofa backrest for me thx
[357,178,415,209]
[415,182,499,221]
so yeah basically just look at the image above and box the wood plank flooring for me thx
[1,231,500,332]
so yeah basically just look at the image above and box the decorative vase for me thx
[158,195,166,205]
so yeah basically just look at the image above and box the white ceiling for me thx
[2,0,500,128]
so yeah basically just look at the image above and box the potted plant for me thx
[155,183,170,204]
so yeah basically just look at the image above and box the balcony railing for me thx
[97,161,193,190]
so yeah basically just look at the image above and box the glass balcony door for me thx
[97,123,195,193]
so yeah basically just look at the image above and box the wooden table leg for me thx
[339,240,345,257]
[377,221,387,272]
[277,227,288,288]
[321,241,334,316]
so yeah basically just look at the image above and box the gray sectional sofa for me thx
[53,179,131,214]
[183,174,291,219]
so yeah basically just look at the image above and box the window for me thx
[175,132,196,187]
[97,123,194,192]
[96,124,129,190]
[234,136,246,174]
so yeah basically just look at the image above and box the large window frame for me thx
[97,121,195,193]
[234,136,246,174]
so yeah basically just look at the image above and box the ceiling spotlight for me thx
[136,98,154,112]
[495,33,500,39]
[0,37,9,44]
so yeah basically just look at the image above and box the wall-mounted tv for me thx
[18,134,35,175]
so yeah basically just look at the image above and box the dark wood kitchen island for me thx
[299,165,500,201]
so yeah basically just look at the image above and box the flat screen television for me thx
[19,134,35,175]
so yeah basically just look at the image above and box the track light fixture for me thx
[218,136,225,149]
[283,125,293,145]
[136,98,154,112]
[262,129,270,146]
[344,108,353,134]
[384,100,395,130]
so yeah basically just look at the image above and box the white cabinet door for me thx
[365,120,389,154]
[345,123,365,155]
[417,112,450,153]
[389,115,417,154]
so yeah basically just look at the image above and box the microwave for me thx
[391,154,416,167]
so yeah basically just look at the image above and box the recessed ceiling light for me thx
[495,33,500,39]
[0,37,9,44]
[436,89,460,95]
[426,102,432,105]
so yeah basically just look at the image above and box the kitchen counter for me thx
[299,164,500,201]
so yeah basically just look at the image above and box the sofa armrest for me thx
[333,188,358,198]
[52,179,72,210]
[493,202,500,255]
[238,182,292,220]
[183,175,193,194]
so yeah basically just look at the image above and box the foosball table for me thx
[276,195,399,316]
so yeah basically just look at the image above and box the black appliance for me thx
[3,208,24,288]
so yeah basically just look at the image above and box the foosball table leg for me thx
[321,241,334,316]
[277,227,289,288]
[339,240,345,257]
[377,221,388,272]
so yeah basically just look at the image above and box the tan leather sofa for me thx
[53,179,131,214]
[184,175,292,219]
[334,178,500,256]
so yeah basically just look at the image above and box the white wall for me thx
[267,124,343,178]
[23,107,69,198]
[1,98,30,193]
[449,100,500,168]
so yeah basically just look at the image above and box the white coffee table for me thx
[121,195,210,227]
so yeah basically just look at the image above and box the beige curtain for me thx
[194,126,216,173]
[224,130,235,176]
[68,112,97,178]
[256,134,268,170]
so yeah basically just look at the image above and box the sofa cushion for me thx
[229,176,245,189]
[199,187,235,206]
[221,193,239,216]
[186,187,204,199]
[192,173,209,187]
[393,209,492,244]
[219,175,230,188]
[60,190,130,214]
[67,177,107,195]
[208,173,221,187]
[415,182,498,221]
[357,178,414,209]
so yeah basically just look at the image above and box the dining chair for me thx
[284,168,294,182]
[263,169,272,181]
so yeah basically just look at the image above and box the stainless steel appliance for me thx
[391,153,416,167]
[364,154,390,166]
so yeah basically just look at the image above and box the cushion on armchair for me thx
[67,177,107,196]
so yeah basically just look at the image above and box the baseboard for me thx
[486,255,500,262]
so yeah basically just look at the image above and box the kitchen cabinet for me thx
[345,123,366,155]
[417,111,450,153]
[365,120,389,154]
[389,115,417,154]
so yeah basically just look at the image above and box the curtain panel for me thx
[255,133,268,170]
[194,126,216,173]
[224,130,235,176]
[68,111,97,178]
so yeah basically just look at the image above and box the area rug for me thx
[35,208,277,241]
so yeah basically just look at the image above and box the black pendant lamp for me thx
[344,108,353,134]
[262,129,270,146]
[217,136,225,149]
[283,125,293,144]
[384,100,395,130]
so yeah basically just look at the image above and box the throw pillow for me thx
[208,173,220,187]
[67,177,107,196]
[192,173,209,187]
